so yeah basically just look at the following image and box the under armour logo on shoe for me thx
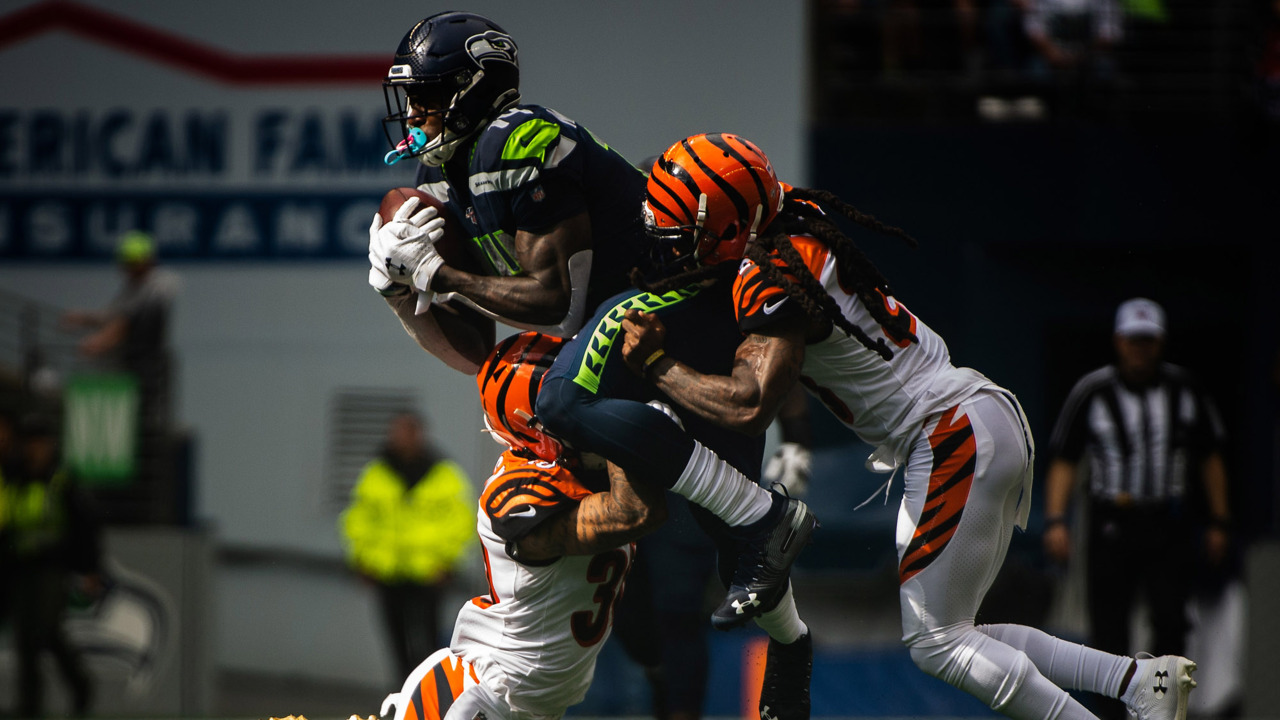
[733,593,761,614]
[385,258,407,276]
[1153,670,1168,695]
[760,705,777,720]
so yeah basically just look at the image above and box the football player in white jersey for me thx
[379,332,663,720]
[616,133,1198,720]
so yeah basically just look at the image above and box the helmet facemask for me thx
[382,76,495,167]
[643,195,765,273]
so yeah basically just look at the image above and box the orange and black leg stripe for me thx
[405,654,478,720]
[899,406,976,584]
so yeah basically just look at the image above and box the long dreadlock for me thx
[629,256,736,296]
[745,186,919,361]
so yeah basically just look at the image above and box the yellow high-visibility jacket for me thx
[339,457,474,584]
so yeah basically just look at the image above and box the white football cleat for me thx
[1126,654,1196,720]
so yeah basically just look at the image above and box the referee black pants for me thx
[1085,501,1192,659]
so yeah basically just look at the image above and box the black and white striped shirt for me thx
[1049,363,1225,504]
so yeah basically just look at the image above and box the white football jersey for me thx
[450,452,633,716]
[733,235,996,465]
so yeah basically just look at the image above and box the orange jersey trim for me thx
[732,235,830,322]
[481,453,591,521]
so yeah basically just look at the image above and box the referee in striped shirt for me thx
[1043,298,1231,663]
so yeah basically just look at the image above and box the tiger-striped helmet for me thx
[476,332,567,461]
[643,133,784,269]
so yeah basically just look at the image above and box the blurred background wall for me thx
[0,0,1276,717]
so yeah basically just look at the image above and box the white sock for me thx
[1120,657,1149,705]
[978,623,1132,698]
[753,582,807,644]
[670,440,774,527]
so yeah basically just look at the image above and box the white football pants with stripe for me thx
[896,390,1131,720]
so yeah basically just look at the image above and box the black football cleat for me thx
[712,495,818,630]
[759,632,813,720]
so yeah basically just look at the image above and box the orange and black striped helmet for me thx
[643,133,783,268]
[476,331,567,461]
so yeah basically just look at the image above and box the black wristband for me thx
[1044,516,1067,528]
[1208,516,1232,531]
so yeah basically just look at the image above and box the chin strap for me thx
[692,193,713,260]
[746,205,764,243]
[695,192,709,230]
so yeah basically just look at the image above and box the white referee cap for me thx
[1115,297,1165,337]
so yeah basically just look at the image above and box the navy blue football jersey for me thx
[415,105,648,322]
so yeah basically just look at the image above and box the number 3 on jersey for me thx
[570,548,630,647]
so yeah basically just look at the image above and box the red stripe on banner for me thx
[0,0,387,85]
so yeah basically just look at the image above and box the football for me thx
[378,187,479,274]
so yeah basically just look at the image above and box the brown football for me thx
[378,187,479,274]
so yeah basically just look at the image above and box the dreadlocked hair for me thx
[787,186,918,249]
[629,260,736,296]
[747,187,920,361]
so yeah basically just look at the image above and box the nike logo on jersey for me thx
[509,506,538,518]
[762,297,788,315]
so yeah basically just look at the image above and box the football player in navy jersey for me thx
[366,17,820,696]
[368,11,649,374]
[534,279,816,720]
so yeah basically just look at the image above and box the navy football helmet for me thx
[382,12,520,166]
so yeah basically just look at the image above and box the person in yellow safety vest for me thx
[0,410,17,632]
[2,413,101,718]
[0,409,16,529]
[340,410,474,679]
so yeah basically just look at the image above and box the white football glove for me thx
[367,196,447,293]
[368,264,409,297]
[763,442,812,498]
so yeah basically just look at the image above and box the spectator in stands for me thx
[339,411,474,679]
[1043,297,1231,717]
[61,230,180,522]
[1023,0,1122,80]
[1,413,102,718]
[1257,0,1280,121]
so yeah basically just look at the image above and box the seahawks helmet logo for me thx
[467,31,517,66]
